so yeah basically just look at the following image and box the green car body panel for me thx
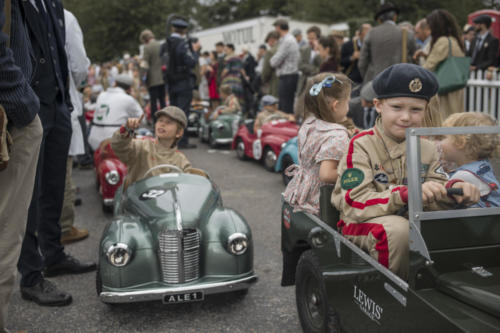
[98,173,256,303]
[281,188,500,332]
[199,113,241,145]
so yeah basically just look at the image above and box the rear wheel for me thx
[263,147,277,172]
[281,155,294,185]
[296,250,341,333]
[102,202,113,214]
[235,139,247,160]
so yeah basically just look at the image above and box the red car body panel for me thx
[232,120,299,160]
[94,142,127,205]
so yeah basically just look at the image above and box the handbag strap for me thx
[401,29,408,63]
[447,37,452,59]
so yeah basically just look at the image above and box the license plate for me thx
[162,291,204,304]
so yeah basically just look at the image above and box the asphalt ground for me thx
[7,137,301,333]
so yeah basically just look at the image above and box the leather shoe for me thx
[61,226,88,245]
[178,143,197,149]
[21,278,72,306]
[44,254,96,277]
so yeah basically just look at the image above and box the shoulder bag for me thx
[435,38,470,95]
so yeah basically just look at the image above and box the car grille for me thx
[158,229,200,284]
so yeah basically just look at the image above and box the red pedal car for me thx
[94,140,127,213]
[93,129,153,212]
[232,118,299,171]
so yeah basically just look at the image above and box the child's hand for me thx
[451,182,480,205]
[126,114,144,130]
[421,181,447,204]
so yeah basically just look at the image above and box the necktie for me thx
[472,36,483,62]
[34,0,50,26]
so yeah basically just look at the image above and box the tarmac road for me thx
[6,137,302,333]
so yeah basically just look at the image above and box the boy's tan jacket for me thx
[111,129,191,189]
[332,120,451,224]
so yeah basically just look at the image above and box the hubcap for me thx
[303,274,324,329]
[264,150,277,170]
[237,141,245,158]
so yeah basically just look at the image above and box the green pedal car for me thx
[97,164,257,304]
[199,110,242,148]
[281,127,500,332]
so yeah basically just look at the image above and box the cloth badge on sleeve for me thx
[341,168,364,190]
[374,173,389,184]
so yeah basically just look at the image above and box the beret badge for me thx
[409,78,423,93]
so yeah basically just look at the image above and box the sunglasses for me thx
[309,75,343,96]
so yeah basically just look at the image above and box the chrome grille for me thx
[158,229,200,284]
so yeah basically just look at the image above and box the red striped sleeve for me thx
[346,130,374,168]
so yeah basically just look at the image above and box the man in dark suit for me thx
[17,0,95,307]
[468,15,499,71]
[347,81,377,129]
[0,0,43,329]
[341,23,371,85]
[166,18,200,149]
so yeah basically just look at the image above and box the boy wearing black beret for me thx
[332,64,480,280]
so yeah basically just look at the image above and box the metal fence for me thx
[466,70,500,119]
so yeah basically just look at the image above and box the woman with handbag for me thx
[422,9,467,118]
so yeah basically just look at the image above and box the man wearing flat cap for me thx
[468,15,499,71]
[164,17,200,149]
[88,74,143,151]
[358,2,417,84]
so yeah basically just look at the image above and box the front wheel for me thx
[209,131,218,148]
[296,250,341,333]
[263,147,277,172]
[235,139,247,160]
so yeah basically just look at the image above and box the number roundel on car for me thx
[139,188,167,201]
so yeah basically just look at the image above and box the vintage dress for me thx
[283,116,349,215]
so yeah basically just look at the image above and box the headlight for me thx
[216,123,225,130]
[227,233,248,255]
[189,113,198,121]
[105,170,120,185]
[106,243,131,267]
[281,142,287,149]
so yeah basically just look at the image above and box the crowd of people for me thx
[1,0,500,332]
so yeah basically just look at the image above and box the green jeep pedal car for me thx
[281,127,500,332]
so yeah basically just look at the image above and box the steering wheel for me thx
[143,164,183,179]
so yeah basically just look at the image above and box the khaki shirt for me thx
[111,130,191,189]
[254,109,290,131]
[332,119,451,223]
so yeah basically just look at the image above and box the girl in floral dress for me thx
[283,72,353,215]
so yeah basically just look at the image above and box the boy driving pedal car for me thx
[254,95,295,133]
[111,106,191,189]
[332,64,480,280]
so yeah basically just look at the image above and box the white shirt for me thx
[88,87,143,150]
[64,9,90,156]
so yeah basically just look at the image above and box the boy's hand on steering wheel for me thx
[451,182,480,205]
[421,181,447,204]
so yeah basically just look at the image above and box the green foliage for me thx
[63,0,495,63]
